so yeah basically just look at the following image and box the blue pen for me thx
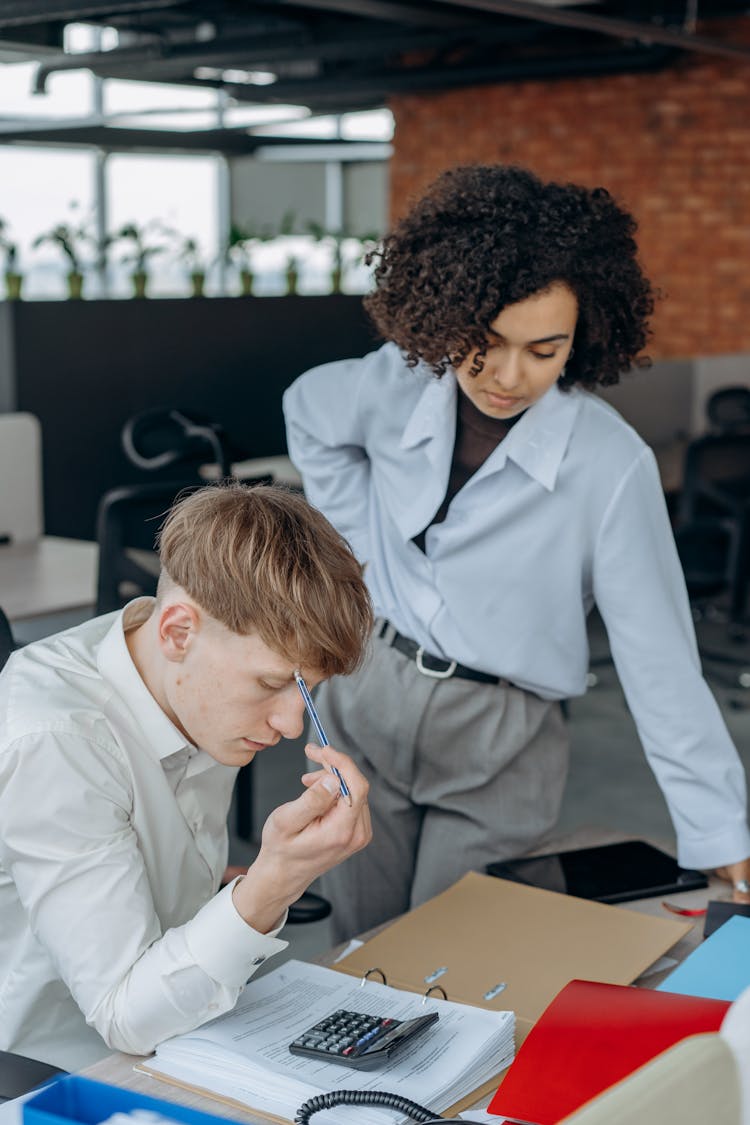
[294,671,352,806]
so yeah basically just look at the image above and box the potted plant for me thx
[177,236,208,297]
[226,221,272,296]
[307,222,380,294]
[284,251,303,296]
[32,203,93,299]
[274,210,303,295]
[0,219,22,300]
[109,220,173,299]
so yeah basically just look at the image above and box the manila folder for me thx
[335,872,691,1039]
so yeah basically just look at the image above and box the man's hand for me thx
[715,858,750,903]
[232,743,370,933]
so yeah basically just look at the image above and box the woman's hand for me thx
[715,859,750,902]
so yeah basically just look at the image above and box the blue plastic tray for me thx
[23,1075,244,1125]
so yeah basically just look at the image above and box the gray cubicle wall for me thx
[0,296,379,541]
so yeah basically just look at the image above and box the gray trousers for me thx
[315,627,570,941]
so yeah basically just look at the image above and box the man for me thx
[0,484,373,1070]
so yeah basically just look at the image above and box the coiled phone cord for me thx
[295,1089,466,1125]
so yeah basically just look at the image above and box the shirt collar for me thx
[501,382,581,491]
[399,372,580,491]
[97,597,193,763]
[399,369,456,454]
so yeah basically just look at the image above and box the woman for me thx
[283,164,750,939]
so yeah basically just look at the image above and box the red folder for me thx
[487,979,730,1124]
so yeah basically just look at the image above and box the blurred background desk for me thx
[0,537,97,632]
[0,413,97,639]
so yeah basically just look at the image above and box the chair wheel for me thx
[287,891,332,925]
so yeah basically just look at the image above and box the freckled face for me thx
[455,283,578,419]
[163,624,322,766]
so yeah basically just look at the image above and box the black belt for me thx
[376,620,501,685]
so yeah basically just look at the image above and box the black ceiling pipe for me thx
[216,41,680,106]
[31,19,533,93]
[430,0,750,64]
[0,0,182,27]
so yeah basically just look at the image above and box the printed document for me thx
[142,960,515,1125]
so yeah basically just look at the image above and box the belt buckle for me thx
[415,645,457,680]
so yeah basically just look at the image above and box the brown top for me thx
[412,389,521,553]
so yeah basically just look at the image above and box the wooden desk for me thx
[79,848,722,1125]
[0,537,98,623]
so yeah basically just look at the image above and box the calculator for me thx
[288,1008,439,1069]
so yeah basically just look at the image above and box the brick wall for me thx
[388,23,750,360]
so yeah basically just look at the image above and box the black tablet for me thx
[486,840,707,904]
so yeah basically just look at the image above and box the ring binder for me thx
[360,967,388,986]
[483,983,507,1001]
[424,967,448,984]
[359,967,448,1003]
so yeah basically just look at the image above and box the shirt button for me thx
[251,955,266,966]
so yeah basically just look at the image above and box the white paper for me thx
[459,1111,508,1123]
[146,960,514,1125]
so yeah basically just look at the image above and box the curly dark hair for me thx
[364,164,655,388]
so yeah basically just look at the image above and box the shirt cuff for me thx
[184,878,289,989]
[677,821,750,871]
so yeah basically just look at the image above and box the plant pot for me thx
[131,270,148,299]
[4,271,23,300]
[285,266,299,296]
[190,271,206,298]
[66,271,84,300]
[239,268,254,297]
[330,266,343,295]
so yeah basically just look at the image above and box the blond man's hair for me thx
[156,483,373,676]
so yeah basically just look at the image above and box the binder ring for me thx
[422,985,448,1004]
[360,967,387,986]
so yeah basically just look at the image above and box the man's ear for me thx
[158,601,200,662]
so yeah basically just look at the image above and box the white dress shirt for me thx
[283,342,750,871]
[0,599,287,1071]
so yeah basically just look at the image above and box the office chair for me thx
[706,386,750,434]
[95,480,207,615]
[122,407,239,480]
[677,432,750,539]
[672,433,750,693]
[675,526,750,701]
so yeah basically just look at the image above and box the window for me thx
[105,153,221,297]
[0,146,97,299]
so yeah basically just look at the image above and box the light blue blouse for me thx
[284,342,750,870]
